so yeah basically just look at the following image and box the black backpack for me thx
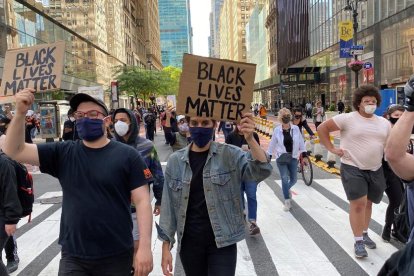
[13,161,34,222]
[144,114,155,125]
[392,185,410,243]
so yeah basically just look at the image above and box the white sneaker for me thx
[283,199,291,212]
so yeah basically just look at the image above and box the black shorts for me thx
[340,163,386,203]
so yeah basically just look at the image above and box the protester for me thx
[337,100,345,114]
[305,102,313,118]
[291,107,315,138]
[144,108,157,141]
[62,109,79,141]
[385,75,414,241]
[2,89,154,275]
[159,113,272,276]
[0,151,21,276]
[259,104,267,119]
[217,121,234,140]
[312,101,325,129]
[164,109,191,152]
[0,115,20,274]
[318,85,391,258]
[225,123,261,235]
[267,108,306,211]
[112,108,164,268]
[381,104,407,242]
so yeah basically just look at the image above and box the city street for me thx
[7,126,403,276]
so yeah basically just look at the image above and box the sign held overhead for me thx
[0,41,65,96]
[176,54,256,122]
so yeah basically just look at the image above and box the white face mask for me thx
[115,121,129,136]
[364,105,376,114]
[69,117,75,122]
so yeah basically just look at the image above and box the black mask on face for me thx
[389,117,399,125]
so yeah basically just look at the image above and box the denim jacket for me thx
[158,142,272,251]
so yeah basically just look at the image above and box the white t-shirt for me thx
[333,111,391,171]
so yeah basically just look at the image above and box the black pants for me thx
[179,236,237,276]
[384,168,404,226]
[3,236,18,262]
[0,217,10,275]
[315,121,322,130]
[58,249,133,276]
[146,125,155,141]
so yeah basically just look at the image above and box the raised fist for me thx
[404,75,414,112]
[15,88,36,116]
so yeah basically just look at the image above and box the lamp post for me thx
[344,0,367,89]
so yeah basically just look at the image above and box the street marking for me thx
[37,191,63,200]
[13,208,61,275]
[316,179,389,228]
[257,182,339,275]
[236,240,255,275]
[37,253,61,276]
[276,180,397,275]
[17,202,54,228]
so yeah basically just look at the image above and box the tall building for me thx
[144,0,162,70]
[209,0,224,58]
[265,0,277,77]
[159,0,192,68]
[219,0,257,62]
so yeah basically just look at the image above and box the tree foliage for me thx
[113,65,181,106]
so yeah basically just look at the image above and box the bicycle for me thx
[298,153,313,186]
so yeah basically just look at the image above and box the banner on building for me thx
[363,68,374,83]
[0,41,65,96]
[176,54,256,122]
[111,81,118,102]
[339,21,353,58]
[409,38,414,70]
[78,86,104,102]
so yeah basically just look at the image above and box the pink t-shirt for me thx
[333,111,391,171]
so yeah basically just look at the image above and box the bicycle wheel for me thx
[301,156,313,186]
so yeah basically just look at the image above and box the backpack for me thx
[392,185,410,243]
[144,114,156,126]
[13,161,34,222]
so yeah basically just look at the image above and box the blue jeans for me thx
[276,158,298,199]
[240,181,257,222]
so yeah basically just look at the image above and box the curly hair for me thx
[277,108,292,122]
[352,85,381,111]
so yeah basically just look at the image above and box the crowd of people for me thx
[0,76,414,275]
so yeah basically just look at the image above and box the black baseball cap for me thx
[0,114,11,124]
[70,93,108,116]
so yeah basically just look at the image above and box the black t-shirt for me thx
[283,128,293,153]
[225,131,260,148]
[37,140,152,259]
[62,120,79,141]
[184,150,215,241]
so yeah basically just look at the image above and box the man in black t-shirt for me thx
[61,109,79,141]
[3,88,154,276]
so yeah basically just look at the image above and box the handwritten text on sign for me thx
[0,41,65,96]
[177,54,255,122]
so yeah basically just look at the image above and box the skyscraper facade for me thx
[159,0,192,68]
[209,0,224,58]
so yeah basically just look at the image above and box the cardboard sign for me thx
[409,39,414,71]
[78,86,104,102]
[176,54,256,122]
[0,41,65,96]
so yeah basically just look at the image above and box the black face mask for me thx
[389,117,399,125]
[0,125,6,134]
[294,115,302,119]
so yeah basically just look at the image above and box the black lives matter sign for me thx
[176,54,255,122]
[0,41,65,96]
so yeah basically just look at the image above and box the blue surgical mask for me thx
[76,118,104,141]
[189,127,214,148]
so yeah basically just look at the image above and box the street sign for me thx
[350,45,364,55]
[363,62,373,70]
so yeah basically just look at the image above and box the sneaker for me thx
[283,199,291,212]
[6,260,19,274]
[363,233,377,249]
[249,222,260,235]
[382,225,391,242]
[354,241,368,258]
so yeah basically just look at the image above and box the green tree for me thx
[114,66,172,106]
[161,66,182,96]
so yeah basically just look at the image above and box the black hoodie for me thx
[112,109,164,205]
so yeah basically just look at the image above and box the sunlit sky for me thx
[190,0,211,57]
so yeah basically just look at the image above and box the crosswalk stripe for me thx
[37,191,63,200]
[316,179,389,228]
[17,202,53,228]
[276,179,397,275]
[257,182,340,275]
[235,240,255,275]
[37,252,61,276]
[12,209,61,275]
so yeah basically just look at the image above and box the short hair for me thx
[352,85,381,110]
[292,106,303,114]
[277,108,292,121]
